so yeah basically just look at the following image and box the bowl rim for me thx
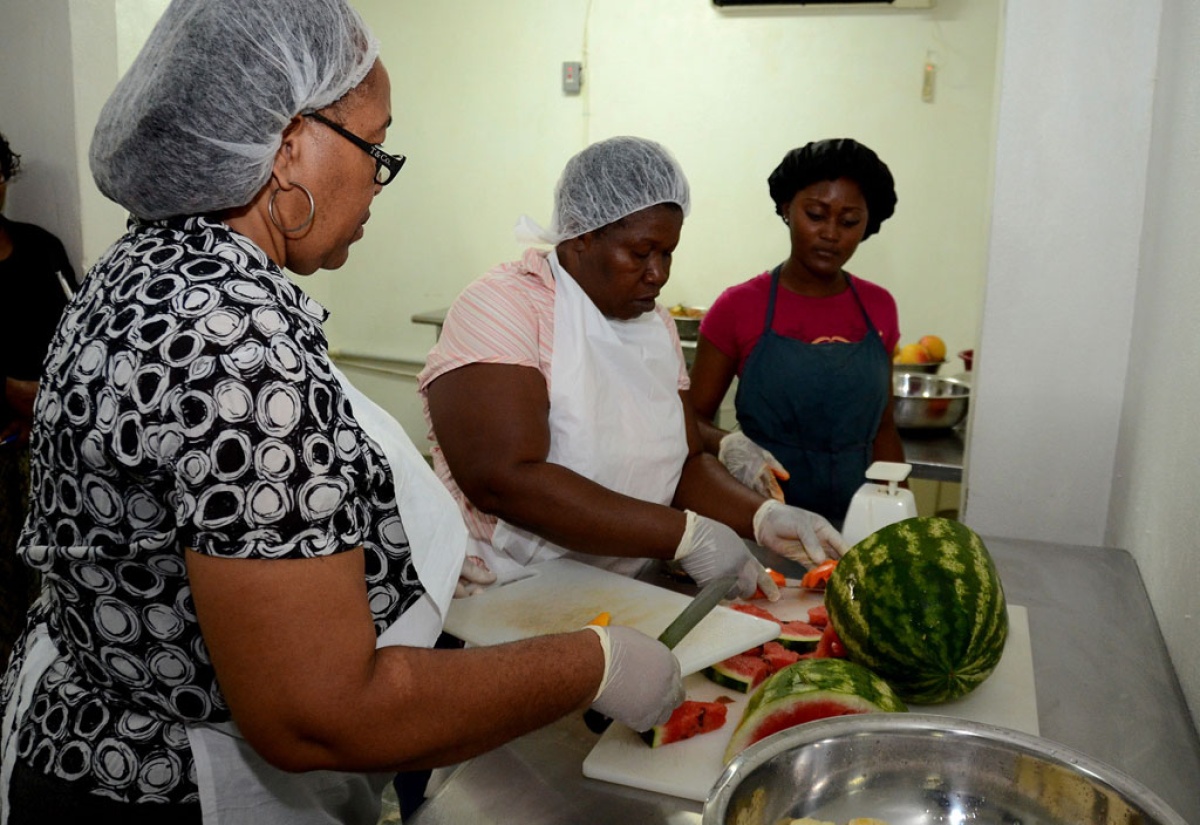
[703,713,1187,825]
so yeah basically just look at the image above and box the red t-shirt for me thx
[699,271,901,375]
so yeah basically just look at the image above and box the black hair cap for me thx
[0,131,20,182]
[768,138,896,239]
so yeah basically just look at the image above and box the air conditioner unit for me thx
[714,0,934,8]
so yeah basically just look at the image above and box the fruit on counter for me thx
[704,641,800,693]
[893,342,933,364]
[727,602,821,652]
[776,620,823,653]
[749,567,788,600]
[825,517,1009,704]
[917,334,947,362]
[668,303,706,318]
[723,658,907,761]
[799,559,838,590]
[806,604,828,627]
[640,699,728,748]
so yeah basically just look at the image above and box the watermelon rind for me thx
[825,516,1009,705]
[724,658,906,761]
[703,654,767,693]
[776,620,822,653]
[639,699,728,748]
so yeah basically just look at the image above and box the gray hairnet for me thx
[547,137,690,242]
[90,0,379,220]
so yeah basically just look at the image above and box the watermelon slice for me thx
[806,604,828,628]
[724,658,907,761]
[728,602,779,623]
[760,640,801,672]
[640,699,728,748]
[776,620,822,652]
[703,652,769,692]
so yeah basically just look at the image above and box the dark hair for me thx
[0,131,20,182]
[768,138,896,239]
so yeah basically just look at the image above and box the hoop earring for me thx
[268,183,315,234]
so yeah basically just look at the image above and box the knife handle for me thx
[583,707,613,734]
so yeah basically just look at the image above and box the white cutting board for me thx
[582,599,1037,802]
[442,558,779,676]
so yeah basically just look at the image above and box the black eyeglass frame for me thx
[303,111,405,186]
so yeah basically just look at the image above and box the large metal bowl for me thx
[893,372,970,430]
[704,714,1187,825]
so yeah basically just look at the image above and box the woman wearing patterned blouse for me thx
[0,2,681,823]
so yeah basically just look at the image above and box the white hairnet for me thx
[90,0,379,220]
[514,136,690,245]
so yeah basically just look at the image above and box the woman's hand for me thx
[674,510,780,601]
[752,500,849,567]
[718,432,789,500]
[587,625,683,731]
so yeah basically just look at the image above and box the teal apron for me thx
[733,267,890,525]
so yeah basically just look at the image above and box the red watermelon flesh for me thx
[732,699,870,752]
[640,700,728,747]
[703,652,770,692]
[760,641,801,671]
[777,620,822,652]
[729,603,779,623]
[807,604,828,627]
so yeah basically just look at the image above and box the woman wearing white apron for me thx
[421,137,849,600]
[0,4,681,821]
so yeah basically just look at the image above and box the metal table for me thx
[900,426,965,483]
[410,538,1200,824]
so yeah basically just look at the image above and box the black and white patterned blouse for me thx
[0,216,424,804]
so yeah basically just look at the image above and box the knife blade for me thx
[584,575,739,733]
[655,575,739,649]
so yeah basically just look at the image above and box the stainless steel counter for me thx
[900,426,965,483]
[410,538,1200,824]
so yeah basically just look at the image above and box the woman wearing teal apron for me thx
[690,139,905,528]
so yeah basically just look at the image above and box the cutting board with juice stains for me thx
[442,558,780,676]
[582,592,1037,803]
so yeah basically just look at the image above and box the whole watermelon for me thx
[825,517,1008,704]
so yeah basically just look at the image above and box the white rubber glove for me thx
[752,500,849,567]
[674,510,780,601]
[453,555,497,598]
[718,432,789,501]
[586,625,683,731]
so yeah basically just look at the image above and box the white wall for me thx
[964,1,1161,546]
[344,0,1001,372]
[0,0,81,270]
[1108,0,1200,734]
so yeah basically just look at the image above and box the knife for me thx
[584,574,739,733]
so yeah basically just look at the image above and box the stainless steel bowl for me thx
[891,359,944,374]
[674,315,702,340]
[704,714,1187,825]
[893,372,970,430]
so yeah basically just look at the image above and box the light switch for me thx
[562,61,582,95]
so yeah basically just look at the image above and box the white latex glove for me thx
[675,510,780,601]
[718,431,789,501]
[752,500,849,567]
[586,625,683,731]
[453,555,497,598]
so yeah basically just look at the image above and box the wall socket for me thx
[562,61,582,94]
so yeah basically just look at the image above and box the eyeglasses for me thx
[304,111,405,187]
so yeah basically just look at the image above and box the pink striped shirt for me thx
[417,247,689,545]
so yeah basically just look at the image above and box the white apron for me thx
[485,252,690,581]
[0,365,467,825]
